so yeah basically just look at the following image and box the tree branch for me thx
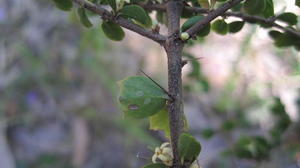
[138,2,300,38]
[185,7,300,38]
[73,0,167,44]
[224,11,300,38]
[186,0,245,37]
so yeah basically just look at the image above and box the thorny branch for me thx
[184,0,245,36]
[72,0,166,44]
[139,1,300,39]
[71,0,300,168]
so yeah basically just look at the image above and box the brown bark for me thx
[164,1,184,167]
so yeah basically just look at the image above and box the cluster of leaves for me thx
[51,0,152,41]
[180,0,300,50]
[51,0,300,50]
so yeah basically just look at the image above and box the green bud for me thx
[180,32,190,41]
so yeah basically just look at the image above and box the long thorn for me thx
[139,69,174,100]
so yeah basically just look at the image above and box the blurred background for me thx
[0,0,300,168]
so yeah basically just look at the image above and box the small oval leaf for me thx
[181,15,211,37]
[178,133,201,163]
[119,5,152,28]
[268,30,294,48]
[228,21,245,33]
[243,0,266,15]
[212,19,228,35]
[52,0,73,11]
[77,8,93,28]
[277,12,298,26]
[102,21,125,41]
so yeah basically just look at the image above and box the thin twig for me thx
[186,0,245,37]
[72,0,167,44]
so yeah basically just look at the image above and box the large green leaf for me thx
[119,5,152,28]
[181,16,211,37]
[277,12,298,25]
[228,21,245,33]
[178,133,201,163]
[212,19,228,35]
[77,8,93,28]
[118,76,169,118]
[101,21,125,41]
[143,163,166,168]
[243,0,266,15]
[52,0,72,11]
[149,108,170,138]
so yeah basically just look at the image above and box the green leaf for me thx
[143,163,166,168]
[101,21,125,41]
[118,76,169,118]
[262,0,274,17]
[178,133,201,163]
[277,12,298,25]
[77,8,93,28]
[212,19,228,35]
[268,30,295,48]
[149,109,188,139]
[243,0,266,15]
[51,0,72,11]
[119,5,152,28]
[182,16,201,32]
[296,0,300,7]
[107,0,117,11]
[181,16,211,37]
[149,108,170,138]
[228,21,244,33]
